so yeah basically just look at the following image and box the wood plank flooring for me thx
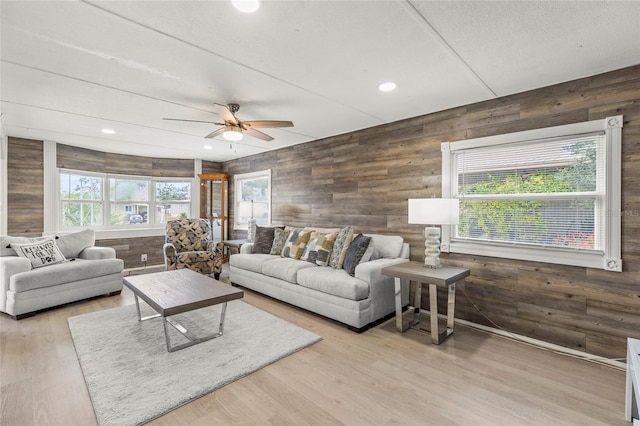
[0,267,628,426]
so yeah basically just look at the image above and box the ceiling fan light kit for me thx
[164,102,293,142]
[223,125,243,141]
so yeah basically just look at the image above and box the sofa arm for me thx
[78,246,116,260]
[163,243,177,270]
[0,256,32,311]
[356,257,410,305]
[240,243,254,254]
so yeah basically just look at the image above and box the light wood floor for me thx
[0,267,628,426]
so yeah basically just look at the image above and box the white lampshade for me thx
[408,198,459,225]
[238,201,253,218]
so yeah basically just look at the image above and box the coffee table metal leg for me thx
[162,302,230,352]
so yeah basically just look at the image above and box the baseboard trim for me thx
[452,315,626,370]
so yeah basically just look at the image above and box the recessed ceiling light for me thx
[101,128,115,134]
[378,82,397,92]
[231,0,260,13]
[204,145,213,150]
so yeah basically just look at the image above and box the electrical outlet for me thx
[141,254,147,262]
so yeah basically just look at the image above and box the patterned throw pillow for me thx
[11,238,66,269]
[301,231,338,265]
[270,228,290,255]
[253,226,282,254]
[329,226,354,269]
[281,228,312,259]
[342,234,372,276]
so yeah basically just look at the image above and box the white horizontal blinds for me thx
[454,132,606,251]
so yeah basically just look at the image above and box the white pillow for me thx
[54,228,95,258]
[11,238,66,269]
[0,235,47,256]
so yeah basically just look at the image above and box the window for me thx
[59,170,191,231]
[234,169,271,230]
[60,172,103,227]
[442,116,622,271]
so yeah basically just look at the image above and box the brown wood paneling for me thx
[7,138,44,236]
[96,236,165,269]
[152,158,194,177]
[202,160,223,174]
[106,152,153,176]
[222,64,640,359]
[56,144,106,172]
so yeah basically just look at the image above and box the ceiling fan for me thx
[163,103,293,142]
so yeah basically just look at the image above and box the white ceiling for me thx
[1,1,639,162]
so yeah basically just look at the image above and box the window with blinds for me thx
[441,116,623,271]
[454,133,605,250]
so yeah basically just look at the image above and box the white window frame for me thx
[441,116,622,271]
[233,169,272,230]
[58,169,194,237]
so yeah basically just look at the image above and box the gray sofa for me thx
[0,230,124,319]
[230,233,409,331]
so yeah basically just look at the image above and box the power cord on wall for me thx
[457,285,627,371]
[124,260,148,277]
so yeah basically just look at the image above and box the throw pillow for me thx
[342,234,372,276]
[301,231,338,265]
[281,228,312,260]
[253,226,282,254]
[11,238,66,269]
[0,235,47,256]
[329,226,354,269]
[270,228,290,255]
[54,228,95,259]
[314,232,338,267]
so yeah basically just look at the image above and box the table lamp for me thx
[408,198,459,268]
[238,201,256,242]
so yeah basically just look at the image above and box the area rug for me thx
[68,300,321,426]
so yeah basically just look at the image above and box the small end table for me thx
[382,261,470,345]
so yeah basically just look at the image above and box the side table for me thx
[381,261,470,345]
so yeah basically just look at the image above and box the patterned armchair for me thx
[163,218,224,280]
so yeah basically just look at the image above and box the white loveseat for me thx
[0,230,124,319]
[230,232,409,331]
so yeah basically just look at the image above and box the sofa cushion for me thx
[11,238,66,269]
[230,253,278,274]
[342,234,372,277]
[367,234,404,260]
[10,258,123,292]
[54,228,95,259]
[261,258,316,284]
[270,228,290,255]
[1,235,47,257]
[297,267,369,301]
[329,226,354,269]
[281,229,312,259]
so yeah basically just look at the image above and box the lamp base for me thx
[247,218,257,242]
[423,226,441,268]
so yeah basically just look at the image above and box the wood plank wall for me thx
[6,138,44,236]
[221,65,640,359]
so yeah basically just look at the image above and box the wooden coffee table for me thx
[123,269,243,352]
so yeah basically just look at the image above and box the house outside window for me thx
[234,169,271,230]
[59,170,191,230]
[441,116,622,271]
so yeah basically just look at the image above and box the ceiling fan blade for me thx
[204,128,225,139]
[245,128,274,141]
[218,105,238,125]
[243,120,294,128]
[163,118,220,124]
